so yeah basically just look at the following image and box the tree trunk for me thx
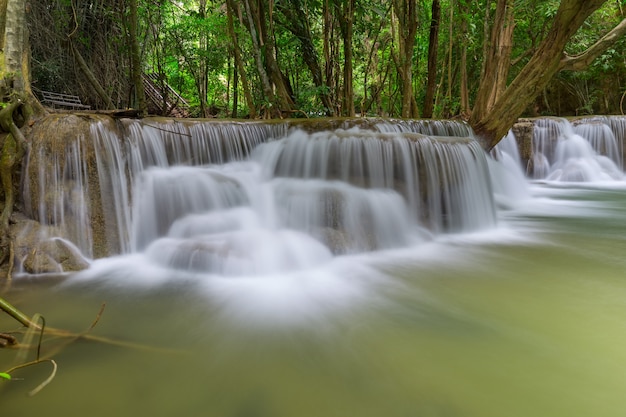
[242,0,276,109]
[334,0,355,116]
[129,0,146,115]
[458,0,470,116]
[226,0,256,118]
[423,0,440,118]
[323,0,340,116]
[70,41,115,110]
[242,0,294,116]
[0,0,34,266]
[470,0,608,150]
[257,0,295,112]
[471,0,515,119]
[392,0,419,118]
[277,0,334,113]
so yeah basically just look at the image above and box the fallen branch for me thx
[2,314,58,395]
[0,296,180,352]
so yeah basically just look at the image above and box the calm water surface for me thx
[3,183,626,417]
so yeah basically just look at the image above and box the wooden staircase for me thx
[142,73,189,117]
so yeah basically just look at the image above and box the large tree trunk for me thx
[1,0,29,93]
[471,0,515,120]
[470,0,607,150]
[0,0,35,267]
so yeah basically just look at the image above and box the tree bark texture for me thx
[471,0,515,119]
[470,0,607,150]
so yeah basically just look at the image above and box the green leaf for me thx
[0,372,11,380]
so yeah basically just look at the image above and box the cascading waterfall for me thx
[21,116,497,278]
[128,127,496,276]
[529,117,624,181]
[573,120,622,169]
[21,117,288,265]
[255,129,495,234]
[22,126,95,257]
[490,132,531,207]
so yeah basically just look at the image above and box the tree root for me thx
[0,98,29,274]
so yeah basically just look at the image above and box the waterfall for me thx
[21,116,497,275]
[255,129,495,234]
[528,117,624,181]
[22,117,287,265]
[490,132,531,207]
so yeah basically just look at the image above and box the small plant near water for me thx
[1,312,57,396]
[0,296,107,396]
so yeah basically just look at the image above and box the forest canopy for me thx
[26,1,626,133]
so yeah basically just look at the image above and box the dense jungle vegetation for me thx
[27,0,626,123]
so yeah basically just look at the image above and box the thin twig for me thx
[3,359,58,396]
[35,315,46,361]
[86,303,106,332]
[27,360,57,396]
[67,0,79,39]
[142,122,192,137]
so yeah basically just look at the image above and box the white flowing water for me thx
[530,117,624,181]
[4,117,626,417]
[58,124,496,321]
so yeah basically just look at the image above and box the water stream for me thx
[3,116,626,416]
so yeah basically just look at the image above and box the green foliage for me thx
[27,0,626,118]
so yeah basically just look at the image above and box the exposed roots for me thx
[0,99,29,273]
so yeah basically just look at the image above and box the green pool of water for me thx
[2,184,626,417]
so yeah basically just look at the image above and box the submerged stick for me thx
[0,296,41,330]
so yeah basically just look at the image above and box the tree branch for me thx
[560,18,626,71]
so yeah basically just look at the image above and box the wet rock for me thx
[22,238,90,274]
[10,215,90,274]
[512,119,534,165]
[315,227,351,255]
